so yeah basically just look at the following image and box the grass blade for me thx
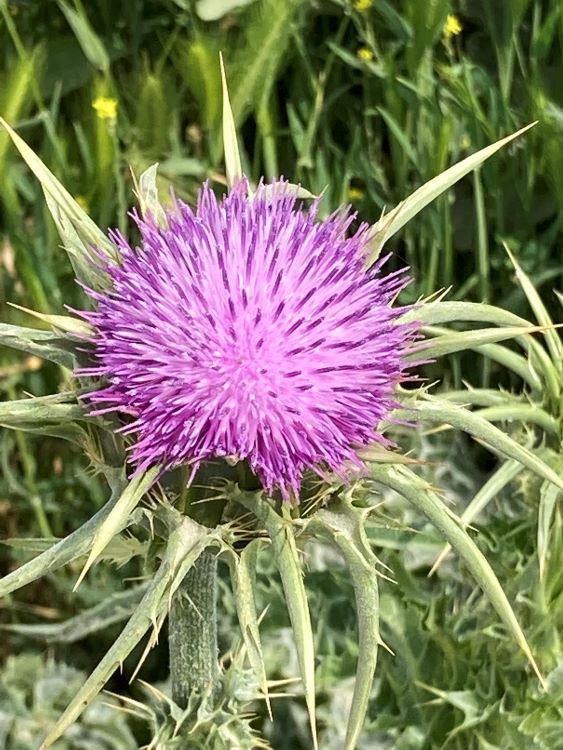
[56,0,109,72]
[370,464,545,688]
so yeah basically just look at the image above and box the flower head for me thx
[353,0,373,12]
[357,46,374,62]
[443,14,463,39]
[79,180,415,498]
[92,96,118,121]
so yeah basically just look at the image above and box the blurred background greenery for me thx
[1,1,562,747]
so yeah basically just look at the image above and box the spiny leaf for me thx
[398,395,563,492]
[7,302,93,336]
[400,300,532,327]
[367,123,536,264]
[409,324,549,360]
[538,476,562,579]
[504,243,563,373]
[0,322,75,369]
[0,392,85,427]
[136,162,167,228]
[236,490,318,750]
[310,498,381,750]
[225,539,271,718]
[475,404,559,437]
[40,516,212,748]
[220,52,242,189]
[370,464,545,688]
[429,459,524,575]
[472,341,544,393]
[74,466,160,589]
[0,469,126,599]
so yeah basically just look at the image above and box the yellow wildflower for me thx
[75,195,90,213]
[92,96,118,121]
[357,47,374,62]
[460,134,471,151]
[443,14,463,39]
[353,0,373,12]
[348,186,365,202]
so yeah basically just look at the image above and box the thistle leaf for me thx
[370,464,545,688]
[310,499,381,750]
[236,491,318,750]
[7,302,93,336]
[220,53,243,189]
[74,466,160,589]
[401,300,532,327]
[475,404,559,437]
[538,478,561,580]
[504,244,563,373]
[40,516,212,749]
[429,459,524,575]
[0,392,85,427]
[398,395,563,492]
[225,539,271,717]
[137,162,167,228]
[0,322,75,369]
[0,469,127,599]
[471,342,543,393]
[367,123,536,264]
[409,324,548,360]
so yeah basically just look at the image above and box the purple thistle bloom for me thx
[78,180,416,499]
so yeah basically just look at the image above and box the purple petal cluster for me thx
[79,180,415,498]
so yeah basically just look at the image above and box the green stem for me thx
[169,549,219,706]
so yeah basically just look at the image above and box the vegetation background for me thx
[1,0,562,747]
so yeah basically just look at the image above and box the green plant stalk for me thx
[168,549,219,706]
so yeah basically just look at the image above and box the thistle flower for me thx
[78,180,415,498]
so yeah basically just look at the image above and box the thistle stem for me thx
[169,549,219,706]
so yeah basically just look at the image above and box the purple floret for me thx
[78,179,416,498]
